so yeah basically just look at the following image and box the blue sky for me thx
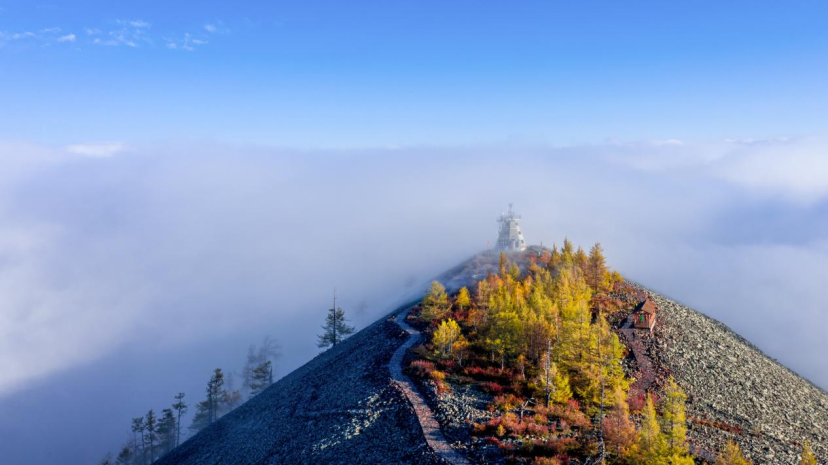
[1,1,827,147]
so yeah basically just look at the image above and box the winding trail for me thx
[389,309,471,465]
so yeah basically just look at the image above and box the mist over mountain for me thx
[1,139,827,463]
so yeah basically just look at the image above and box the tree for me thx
[488,311,522,371]
[131,417,145,464]
[661,378,689,455]
[587,242,609,291]
[420,281,450,322]
[632,394,666,464]
[115,446,133,465]
[317,291,356,348]
[243,336,281,397]
[536,347,572,406]
[602,387,636,459]
[157,409,177,456]
[452,338,470,366]
[145,410,157,463]
[456,286,471,310]
[715,441,752,465]
[172,392,187,448]
[191,368,229,433]
[433,318,463,358]
[250,360,273,397]
[800,440,817,465]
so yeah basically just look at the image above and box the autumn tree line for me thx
[413,241,818,464]
[99,337,281,465]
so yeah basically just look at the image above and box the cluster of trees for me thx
[105,393,188,465]
[423,241,626,413]
[101,337,281,464]
[416,242,694,462]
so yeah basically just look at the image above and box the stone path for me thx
[618,313,658,399]
[389,309,471,465]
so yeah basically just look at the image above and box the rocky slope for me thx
[643,285,828,463]
[157,252,826,464]
[155,300,442,465]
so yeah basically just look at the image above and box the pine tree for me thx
[249,360,273,397]
[130,417,145,464]
[317,291,356,348]
[172,392,187,448]
[420,281,450,322]
[190,368,229,433]
[800,440,817,465]
[157,408,176,456]
[456,286,471,310]
[715,441,752,465]
[145,409,157,463]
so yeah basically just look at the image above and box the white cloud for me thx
[204,24,217,33]
[57,34,75,42]
[84,28,101,35]
[166,32,207,52]
[713,138,828,202]
[41,27,61,33]
[120,19,151,28]
[65,142,125,158]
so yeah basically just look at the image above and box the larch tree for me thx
[420,281,450,322]
[587,242,608,291]
[602,387,637,459]
[317,291,356,348]
[433,318,463,358]
[456,286,471,310]
[633,394,666,464]
[172,392,187,448]
[715,441,752,465]
[661,378,689,455]
[800,440,817,465]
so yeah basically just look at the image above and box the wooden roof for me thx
[634,299,658,315]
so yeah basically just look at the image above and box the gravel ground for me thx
[637,284,828,464]
[155,303,443,465]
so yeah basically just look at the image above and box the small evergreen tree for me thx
[317,292,356,348]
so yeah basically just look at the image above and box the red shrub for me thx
[481,381,504,395]
[410,360,436,378]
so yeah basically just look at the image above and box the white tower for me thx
[496,203,527,251]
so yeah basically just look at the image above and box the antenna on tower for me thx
[509,202,513,214]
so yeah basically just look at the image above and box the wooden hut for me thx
[633,298,658,331]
